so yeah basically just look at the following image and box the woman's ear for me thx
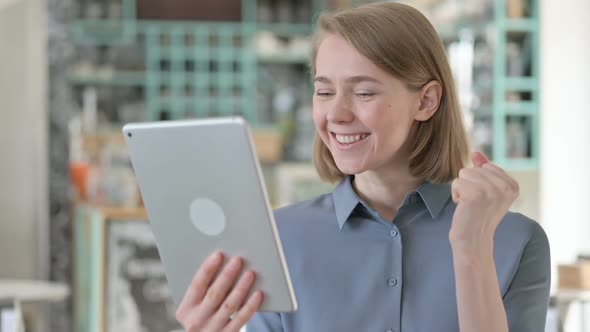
[414,80,442,122]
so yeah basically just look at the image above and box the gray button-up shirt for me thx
[247,176,551,332]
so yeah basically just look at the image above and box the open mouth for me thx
[331,132,371,145]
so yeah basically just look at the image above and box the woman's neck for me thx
[352,163,423,222]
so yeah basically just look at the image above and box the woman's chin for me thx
[334,160,367,176]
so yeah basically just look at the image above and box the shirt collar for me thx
[332,176,451,229]
[416,181,452,220]
[332,176,361,230]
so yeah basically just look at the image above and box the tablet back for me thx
[123,117,297,312]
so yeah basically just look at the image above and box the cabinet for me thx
[67,0,540,168]
[493,0,539,169]
[73,205,181,332]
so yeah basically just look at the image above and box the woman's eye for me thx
[315,91,334,97]
[356,92,376,98]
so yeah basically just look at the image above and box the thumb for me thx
[451,186,460,204]
[471,151,489,167]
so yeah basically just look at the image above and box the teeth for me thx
[335,134,368,144]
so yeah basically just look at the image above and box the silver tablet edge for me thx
[240,118,299,312]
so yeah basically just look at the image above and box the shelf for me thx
[66,1,541,169]
[472,105,493,116]
[257,53,309,64]
[68,71,146,86]
[505,77,538,91]
[71,19,136,45]
[437,21,489,41]
[85,205,148,220]
[256,23,313,36]
[504,18,537,32]
[505,102,537,116]
[473,79,494,91]
[156,95,245,104]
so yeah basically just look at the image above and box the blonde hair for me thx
[310,2,470,184]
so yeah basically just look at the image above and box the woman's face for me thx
[312,33,424,175]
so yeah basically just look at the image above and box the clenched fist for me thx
[450,152,520,252]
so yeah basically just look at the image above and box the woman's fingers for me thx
[175,253,265,332]
[177,256,244,331]
[207,270,257,329]
[177,251,224,320]
[199,257,244,315]
[222,290,265,332]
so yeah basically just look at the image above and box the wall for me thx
[540,0,590,330]
[0,0,48,280]
[509,171,540,221]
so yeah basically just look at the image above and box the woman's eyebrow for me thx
[345,76,382,84]
[313,76,332,84]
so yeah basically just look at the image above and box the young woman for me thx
[175,3,551,332]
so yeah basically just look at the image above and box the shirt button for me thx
[410,194,419,204]
[387,278,398,287]
[389,229,398,237]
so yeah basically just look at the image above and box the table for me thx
[551,289,590,332]
[0,280,70,332]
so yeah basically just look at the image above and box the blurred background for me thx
[0,0,588,331]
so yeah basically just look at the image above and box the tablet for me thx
[122,117,297,312]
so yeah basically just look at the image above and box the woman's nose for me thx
[327,95,354,124]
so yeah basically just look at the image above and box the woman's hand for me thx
[175,252,264,332]
[450,152,520,255]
